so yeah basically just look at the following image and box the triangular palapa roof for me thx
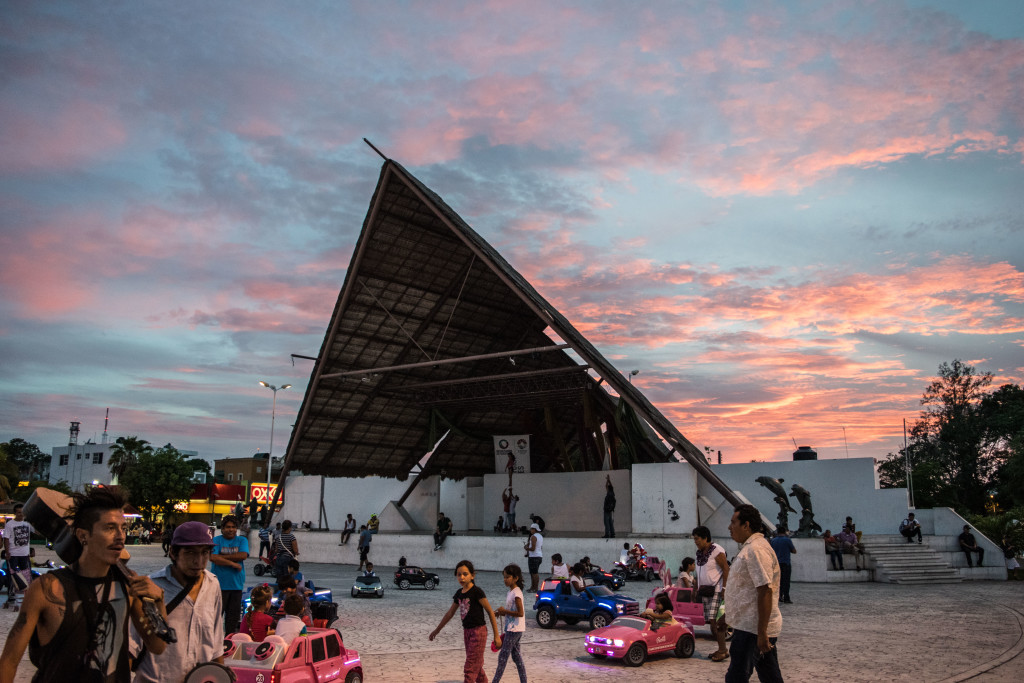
[280,157,740,507]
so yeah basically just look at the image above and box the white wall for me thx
[703,458,910,536]
[278,475,440,531]
[631,463,699,535]
[481,470,631,534]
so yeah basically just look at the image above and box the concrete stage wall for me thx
[699,457,909,537]
[481,470,632,535]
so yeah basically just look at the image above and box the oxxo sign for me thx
[249,483,282,505]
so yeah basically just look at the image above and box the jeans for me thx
[778,563,791,602]
[505,513,516,532]
[6,556,30,599]
[274,553,292,578]
[434,531,449,548]
[258,540,271,559]
[828,549,843,570]
[492,630,526,683]
[603,510,615,538]
[901,526,922,542]
[725,629,783,683]
[962,547,984,567]
[222,589,242,634]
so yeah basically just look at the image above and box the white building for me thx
[49,441,199,491]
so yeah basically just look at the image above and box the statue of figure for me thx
[756,476,797,533]
[788,484,822,537]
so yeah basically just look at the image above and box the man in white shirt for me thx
[724,504,783,683]
[3,504,33,606]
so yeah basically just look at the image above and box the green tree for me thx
[108,436,153,484]
[119,444,195,522]
[0,438,49,480]
[981,384,1024,508]
[0,446,13,503]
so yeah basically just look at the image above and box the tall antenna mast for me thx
[102,408,110,444]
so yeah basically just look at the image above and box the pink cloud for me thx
[0,99,126,173]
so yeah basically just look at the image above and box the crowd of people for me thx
[3,484,1022,683]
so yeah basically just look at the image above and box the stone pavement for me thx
[1,544,1021,682]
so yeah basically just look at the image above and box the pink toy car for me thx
[584,615,695,666]
[218,628,363,683]
[645,586,734,639]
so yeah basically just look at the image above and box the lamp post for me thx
[259,381,291,514]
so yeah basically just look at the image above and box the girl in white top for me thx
[493,563,527,683]
[549,553,569,579]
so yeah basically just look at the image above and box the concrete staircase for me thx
[861,535,962,584]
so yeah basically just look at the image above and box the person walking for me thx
[357,525,373,571]
[429,560,501,683]
[693,525,730,662]
[257,524,271,559]
[602,475,616,538]
[524,524,544,592]
[724,504,784,683]
[132,521,225,683]
[769,529,796,604]
[2,504,32,608]
[209,515,249,634]
[492,563,527,683]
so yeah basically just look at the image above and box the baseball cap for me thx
[172,521,215,546]
[530,523,540,531]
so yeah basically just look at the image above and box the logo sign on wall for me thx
[494,435,530,476]
[249,483,283,505]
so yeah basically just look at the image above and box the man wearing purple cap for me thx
[131,521,224,682]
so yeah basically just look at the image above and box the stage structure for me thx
[273,152,742,523]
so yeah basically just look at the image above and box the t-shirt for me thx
[211,533,249,590]
[695,542,725,589]
[241,610,274,641]
[4,520,32,557]
[769,536,796,565]
[550,563,569,579]
[503,587,525,633]
[276,531,296,558]
[959,532,977,548]
[528,533,543,558]
[454,585,487,629]
[274,615,307,644]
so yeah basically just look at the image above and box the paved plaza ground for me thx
[1,544,1021,682]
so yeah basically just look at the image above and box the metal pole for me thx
[267,387,277,513]
[904,418,915,508]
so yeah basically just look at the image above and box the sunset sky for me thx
[2,1,1022,469]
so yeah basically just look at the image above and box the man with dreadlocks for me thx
[0,487,168,683]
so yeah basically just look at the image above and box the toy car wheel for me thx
[399,579,411,590]
[601,580,615,589]
[345,669,363,683]
[376,591,383,598]
[625,642,647,667]
[253,564,264,576]
[424,579,435,590]
[536,605,556,629]
[351,588,359,598]
[675,634,695,658]
[645,569,655,582]
[589,610,613,630]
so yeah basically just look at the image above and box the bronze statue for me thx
[789,484,822,537]
[756,476,796,533]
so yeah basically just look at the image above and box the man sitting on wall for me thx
[433,513,453,551]
[958,525,984,567]
[899,513,922,544]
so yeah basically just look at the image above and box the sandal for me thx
[710,651,730,662]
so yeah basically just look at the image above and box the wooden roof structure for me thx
[278,157,741,506]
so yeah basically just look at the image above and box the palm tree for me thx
[108,436,153,484]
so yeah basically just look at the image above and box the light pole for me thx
[259,381,291,514]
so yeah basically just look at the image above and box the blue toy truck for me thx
[533,579,639,629]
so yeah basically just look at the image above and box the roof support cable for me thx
[433,253,475,360]
[357,277,431,361]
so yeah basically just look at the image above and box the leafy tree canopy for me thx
[0,438,48,480]
[119,443,195,522]
[108,436,153,484]
[878,360,1023,516]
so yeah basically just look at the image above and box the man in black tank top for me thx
[0,487,169,683]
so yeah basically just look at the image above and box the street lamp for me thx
[259,381,291,514]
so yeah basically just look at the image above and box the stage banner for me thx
[494,435,530,477]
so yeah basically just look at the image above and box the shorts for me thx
[527,556,542,574]
[701,590,723,623]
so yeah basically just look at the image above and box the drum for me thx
[182,661,237,683]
